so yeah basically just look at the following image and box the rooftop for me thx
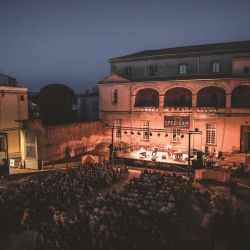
[109,40,250,62]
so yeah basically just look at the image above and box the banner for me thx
[164,116,190,128]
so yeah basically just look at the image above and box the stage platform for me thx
[115,150,191,172]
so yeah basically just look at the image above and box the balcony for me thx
[163,106,192,112]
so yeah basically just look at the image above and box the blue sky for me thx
[0,0,250,93]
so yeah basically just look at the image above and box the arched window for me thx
[112,89,118,104]
[164,88,192,107]
[135,88,159,107]
[231,85,250,108]
[179,94,186,107]
[197,87,226,107]
[211,93,218,107]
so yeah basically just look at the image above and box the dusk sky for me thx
[0,0,250,93]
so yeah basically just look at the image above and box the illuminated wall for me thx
[99,74,250,153]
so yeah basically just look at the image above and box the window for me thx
[206,124,216,145]
[179,64,187,75]
[212,62,220,73]
[114,119,121,139]
[179,94,186,106]
[124,67,132,77]
[112,89,118,104]
[172,128,181,142]
[141,120,150,140]
[244,66,249,74]
[20,95,25,101]
[149,65,158,76]
[211,93,218,107]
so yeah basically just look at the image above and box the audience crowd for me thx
[0,164,192,250]
[0,164,128,234]
[32,170,192,250]
[193,188,248,249]
[0,162,247,250]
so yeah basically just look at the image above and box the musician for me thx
[152,145,158,156]
[139,147,146,158]
[166,144,172,158]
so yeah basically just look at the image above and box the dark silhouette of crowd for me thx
[1,163,247,250]
[0,165,192,250]
[193,188,248,250]
[0,164,128,237]
[33,170,192,250]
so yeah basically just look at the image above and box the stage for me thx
[115,149,192,172]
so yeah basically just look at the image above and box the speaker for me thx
[192,160,202,169]
[0,159,9,176]
[197,151,203,161]
[218,151,223,159]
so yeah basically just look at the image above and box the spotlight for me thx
[137,132,141,135]
[149,132,153,136]
[165,133,168,137]
[124,131,127,134]
[131,131,134,135]
[157,133,161,137]
[145,132,148,136]
[181,134,184,138]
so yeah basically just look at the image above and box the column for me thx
[226,94,231,109]
[159,95,164,111]
[192,94,197,108]
[131,95,136,110]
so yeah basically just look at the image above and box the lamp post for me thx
[187,129,202,174]
[188,131,191,172]
[109,127,114,162]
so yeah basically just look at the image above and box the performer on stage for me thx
[152,145,158,156]
[139,147,146,158]
[166,144,172,158]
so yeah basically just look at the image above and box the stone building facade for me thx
[99,41,250,154]
[0,85,38,169]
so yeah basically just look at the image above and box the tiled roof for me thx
[110,40,250,62]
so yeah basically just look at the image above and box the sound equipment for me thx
[192,160,203,169]
[197,151,203,161]
[218,151,223,159]
[151,156,157,161]
[0,159,9,176]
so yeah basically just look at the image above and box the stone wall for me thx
[27,120,103,164]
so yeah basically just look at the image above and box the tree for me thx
[39,84,78,125]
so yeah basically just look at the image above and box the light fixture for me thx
[157,133,161,137]
[149,132,153,136]
[165,133,168,137]
[137,132,141,135]
[124,131,127,134]
[131,131,134,135]
[173,134,176,138]
[181,134,184,138]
